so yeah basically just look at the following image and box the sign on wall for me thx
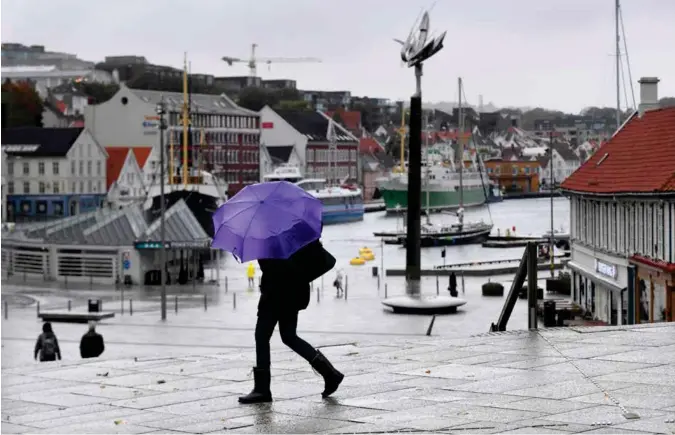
[595,259,618,279]
[261,122,274,129]
[122,251,131,270]
[143,115,160,135]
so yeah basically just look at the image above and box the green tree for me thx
[1,79,43,128]
[81,82,120,104]
[237,87,278,111]
[277,99,310,110]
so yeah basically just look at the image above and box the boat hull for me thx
[147,189,220,237]
[380,186,487,212]
[400,227,492,247]
[322,204,365,224]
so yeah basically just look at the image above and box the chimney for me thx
[638,77,660,115]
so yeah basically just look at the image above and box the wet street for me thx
[2,198,570,368]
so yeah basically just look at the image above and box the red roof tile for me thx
[326,110,361,132]
[359,137,384,154]
[106,147,130,189]
[561,107,675,194]
[131,147,152,169]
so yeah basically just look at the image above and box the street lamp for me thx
[156,99,168,320]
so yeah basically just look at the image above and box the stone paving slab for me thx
[3,323,675,434]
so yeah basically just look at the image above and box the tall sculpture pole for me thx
[399,11,446,297]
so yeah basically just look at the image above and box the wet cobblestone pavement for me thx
[2,323,675,434]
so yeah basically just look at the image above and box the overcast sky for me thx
[2,0,674,113]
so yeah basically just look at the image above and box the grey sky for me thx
[2,0,674,113]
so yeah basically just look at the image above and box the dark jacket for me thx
[258,258,310,316]
[449,273,457,291]
[34,332,61,362]
[80,331,105,359]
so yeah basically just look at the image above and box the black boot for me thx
[238,367,273,404]
[311,350,344,398]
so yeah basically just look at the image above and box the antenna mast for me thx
[615,0,621,129]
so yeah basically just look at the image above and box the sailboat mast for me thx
[424,112,430,223]
[399,103,406,172]
[458,77,464,208]
[615,0,621,129]
[182,54,189,187]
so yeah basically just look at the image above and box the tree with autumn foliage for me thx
[1,79,43,128]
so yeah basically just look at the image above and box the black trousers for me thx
[255,310,316,368]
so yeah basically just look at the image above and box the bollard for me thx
[426,315,437,336]
[317,287,320,303]
[233,292,237,310]
[385,283,388,299]
[121,287,125,315]
[68,300,71,311]
[436,276,439,295]
[377,274,380,290]
[36,301,40,317]
[461,272,465,294]
[225,277,229,293]
[204,294,208,311]
[129,299,133,315]
[345,282,348,301]
[4,300,7,319]
[321,275,324,291]
[174,295,178,314]
[345,275,349,294]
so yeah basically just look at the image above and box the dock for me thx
[482,234,571,249]
[364,201,386,213]
[38,311,115,323]
[386,258,569,277]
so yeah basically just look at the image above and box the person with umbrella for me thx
[212,181,344,404]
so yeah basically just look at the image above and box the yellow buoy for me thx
[350,257,366,266]
[361,252,375,261]
[358,247,372,255]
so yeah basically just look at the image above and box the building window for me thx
[87,143,92,157]
[87,161,92,176]
[23,181,30,194]
[52,161,59,175]
[71,161,76,175]
[38,162,45,175]
[512,166,518,175]
[7,162,14,176]
[39,182,45,193]
[7,182,14,194]
[79,161,84,175]
[80,181,84,193]
[53,182,60,194]
[23,162,29,175]
[97,180,102,192]
[96,161,102,176]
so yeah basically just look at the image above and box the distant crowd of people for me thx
[34,321,105,362]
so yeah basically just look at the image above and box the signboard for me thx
[261,122,274,129]
[122,251,131,270]
[595,259,618,279]
[142,115,160,135]
[134,240,211,250]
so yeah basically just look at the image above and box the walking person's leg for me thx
[239,314,277,404]
[279,312,344,398]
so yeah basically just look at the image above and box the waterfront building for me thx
[105,147,152,207]
[484,158,541,193]
[259,107,359,182]
[84,83,260,196]
[562,77,675,325]
[1,127,107,221]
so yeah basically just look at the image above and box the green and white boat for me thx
[377,145,487,213]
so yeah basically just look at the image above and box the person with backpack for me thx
[80,321,105,359]
[34,322,61,362]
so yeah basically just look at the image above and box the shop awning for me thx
[567,260,625,292]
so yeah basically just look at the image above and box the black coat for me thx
[449,273,457,291]
[257,258,310,316]
[80,331,105,359]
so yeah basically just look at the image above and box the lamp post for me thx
[156,99,168,320]
[549,130,555,278]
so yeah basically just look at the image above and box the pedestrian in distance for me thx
[247,262,256,289]
[34,322,61,362]
[80,321,105,359]
[333,269,344,298]
[448,271,458,297]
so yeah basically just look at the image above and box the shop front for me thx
[629,255,675,323]
[568,244,628,325]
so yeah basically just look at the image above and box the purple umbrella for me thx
[211,181,323,262]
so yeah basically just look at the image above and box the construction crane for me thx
[222,43,322,78]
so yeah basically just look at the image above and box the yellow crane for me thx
[222,43,322,78]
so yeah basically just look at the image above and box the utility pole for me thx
[549,130,555,278]
[156,99,168,320]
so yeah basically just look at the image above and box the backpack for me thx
[42,335,57,359]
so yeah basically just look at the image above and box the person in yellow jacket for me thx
[247,262,255,288]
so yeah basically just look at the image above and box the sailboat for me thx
[374,78,494,247]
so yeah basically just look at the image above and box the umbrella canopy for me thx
[211,181,322,262]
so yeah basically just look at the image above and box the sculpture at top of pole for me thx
[396,7,445,299]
